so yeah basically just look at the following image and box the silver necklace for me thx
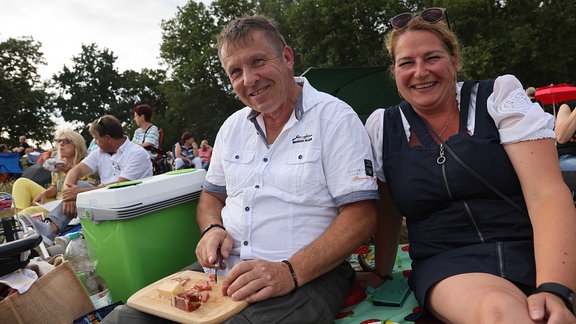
[437,106,456,138]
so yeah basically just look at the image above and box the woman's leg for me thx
[427,273,534,323]
[12,177,46,213]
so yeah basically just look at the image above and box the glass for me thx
[389,7,450,30]
[55,138,71,144]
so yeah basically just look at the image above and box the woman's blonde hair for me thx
[56,130,88,166]
[385,18,462,79]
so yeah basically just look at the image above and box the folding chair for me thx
[0,153,24,191]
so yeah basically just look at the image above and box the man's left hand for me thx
[221,259,296,303]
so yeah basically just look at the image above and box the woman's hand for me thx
[32,192,46,205]
[528,292,576,323]
[55,158,71,173]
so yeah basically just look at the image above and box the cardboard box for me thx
[0,261,95,324]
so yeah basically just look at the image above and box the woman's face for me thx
[57,137,75,159]
[393,29,457,112]
[134,112,143,126]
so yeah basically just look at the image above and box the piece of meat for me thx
[172,292,201,312]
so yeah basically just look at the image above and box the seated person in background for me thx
[526,86,543,108]
[554,100,576,171]
[12,135,30,156]
[24,147,42,166]
[16,130,98,244]
[198,139,212,170]
[61,115,153,220]
[173,132,202,170]
[0,144,9,153]
[131,103,160,160]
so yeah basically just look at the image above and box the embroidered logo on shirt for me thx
[292,134,312,144]
[364,159,374,177]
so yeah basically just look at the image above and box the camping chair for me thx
[0,153,24,191]
[150,128,172,175]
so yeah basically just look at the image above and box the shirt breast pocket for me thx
[279,149,323,195]
[222,151,256,196]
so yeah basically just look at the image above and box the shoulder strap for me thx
[426,80,527,215]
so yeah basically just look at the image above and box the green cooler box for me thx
[76,169,205,303]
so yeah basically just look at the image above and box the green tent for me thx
[301,66,401,123]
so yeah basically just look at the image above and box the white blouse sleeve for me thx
[365,109,387,182]
[488,74,555,144]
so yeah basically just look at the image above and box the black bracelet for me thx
[281,260,299,291]
[200,223,226,238]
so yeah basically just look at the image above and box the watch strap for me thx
[535,282,575,313]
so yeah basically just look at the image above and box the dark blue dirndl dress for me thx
[381,79,536,320]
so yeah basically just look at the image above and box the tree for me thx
[0,36,54,148]
[159,0,244,148]
[52,44,125,140]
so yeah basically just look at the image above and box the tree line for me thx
[1,0,574,151]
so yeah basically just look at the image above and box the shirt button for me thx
[235,155,240,159]
[245,207,250,211]
[243,241,248,246]
[263,158,268,162]
[298,155,303,159]
[255,185,260,188]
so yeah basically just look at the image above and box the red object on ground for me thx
[343,281,367,308]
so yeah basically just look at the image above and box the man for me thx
[103,15,378,323]
[12,135,30,156]
[526,86,543,108]
[25,116,152,244]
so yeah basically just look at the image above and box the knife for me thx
[213,246,222,284]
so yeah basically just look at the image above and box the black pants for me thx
[101,261,355,324]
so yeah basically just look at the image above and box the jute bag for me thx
[0,261,95,323]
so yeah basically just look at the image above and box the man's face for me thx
[93,133,113,154]
[220,31,294,114]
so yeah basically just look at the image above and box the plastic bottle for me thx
[64,232,113,309]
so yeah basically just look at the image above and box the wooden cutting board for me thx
[127,270,248,324]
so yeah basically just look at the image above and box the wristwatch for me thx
[535,282,575,314]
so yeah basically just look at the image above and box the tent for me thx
[300,66,401,123]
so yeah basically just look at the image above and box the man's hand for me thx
[221,259,296,303]
[62,200,77,217]
[528,292,576,323]
[195,227,231,269]
[61,183,83,201]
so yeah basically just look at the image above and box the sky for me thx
[0,0,207,81]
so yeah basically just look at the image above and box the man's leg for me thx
[102,262,354,324]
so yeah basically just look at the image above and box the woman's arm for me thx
[505,139,576,316]
[555,103,576,144]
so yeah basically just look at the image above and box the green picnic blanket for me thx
[336,244,420,324]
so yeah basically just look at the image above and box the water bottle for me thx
[64,232,113,309]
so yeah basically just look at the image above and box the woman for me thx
[198,139,212,170]
[365,8,576,323]
[132,104,160,160]
[13,130,98,244]
[554,100,576,171]
[173,132,202,170]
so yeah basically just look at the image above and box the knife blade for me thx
[213,246,222,284]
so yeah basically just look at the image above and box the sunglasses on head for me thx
[55,138,71,144]
[389,7,450,30]
[96,117,110,136]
